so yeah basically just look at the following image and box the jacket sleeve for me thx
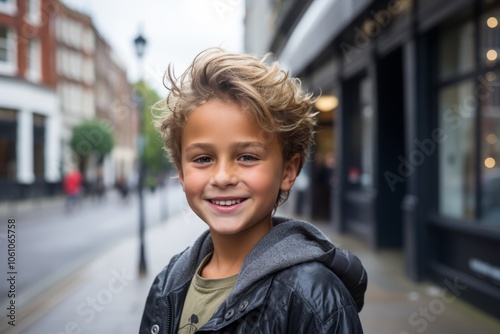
[278,263,365,334]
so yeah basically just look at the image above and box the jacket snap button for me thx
[151,324,160,334]
[238,300,249,312]
[224,309,235,320]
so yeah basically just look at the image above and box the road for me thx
[0,179,188,308]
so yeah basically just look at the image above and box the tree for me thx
[134,81,171,177]
[70,119,115,163]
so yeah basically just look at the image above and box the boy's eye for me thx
[193,156,213,164]
[238,155,258,162]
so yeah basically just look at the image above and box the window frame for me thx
[435,2,500,226]
[0,26,17,75]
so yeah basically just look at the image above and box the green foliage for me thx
[70,119,114,158]
[134,81,171,175]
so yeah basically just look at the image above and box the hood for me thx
[232,216,367,312]
[164,216,367,312]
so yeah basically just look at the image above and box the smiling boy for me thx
[140,48,367,334]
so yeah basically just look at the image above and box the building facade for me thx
[94,32,138,188]
[0,0,139,201]
[0,0,61,200]
[245,0,500,319]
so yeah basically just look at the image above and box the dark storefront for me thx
[288,0,500,319]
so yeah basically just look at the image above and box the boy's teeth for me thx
[212,199,241,206]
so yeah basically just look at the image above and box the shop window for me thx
[479,8,500,225]
[480,73,500,225]
[345,75,374,189]
[0,108,17,181]
[439,19,474,80]
[360,77,374,189]
[438,81,476,220]
[33,114,45,181]
[437,5,500,227]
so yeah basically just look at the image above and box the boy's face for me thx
[178,99,299,238]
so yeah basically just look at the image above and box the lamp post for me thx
[134,29,147,276]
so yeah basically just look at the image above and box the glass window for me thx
[481,79,500,225]
[360,77,374,188]
[26,38,41,81]
[438,81,476,220]
[0,26,16,74]
[439,20,475,80]
[480,7,500,68]
[436,2,500,227]
[33,114,45,180]
[0,0,17,15]
[0,26,7,62]
[0,108,17,181]
[25,0,40,26]
[479,7,500,225]
[345,75,374,189]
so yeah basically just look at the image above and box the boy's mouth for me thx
[210,199,242,206]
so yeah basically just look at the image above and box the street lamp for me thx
[134,29,147,276]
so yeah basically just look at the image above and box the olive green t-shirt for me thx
[178,254,238,334]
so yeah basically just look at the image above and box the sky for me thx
[61,0,245,94]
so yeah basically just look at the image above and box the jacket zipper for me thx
[165,295,171,334]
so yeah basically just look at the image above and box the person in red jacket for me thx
[63,167,83,210]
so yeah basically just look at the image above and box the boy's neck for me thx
[201,221,272,279]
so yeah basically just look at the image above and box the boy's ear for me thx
[177,166,185,191]
[281,153,301,192]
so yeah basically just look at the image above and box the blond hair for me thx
[155,47,316,207]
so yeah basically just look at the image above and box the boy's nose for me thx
[211,162,237,187]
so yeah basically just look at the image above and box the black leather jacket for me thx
[139,217,367,334]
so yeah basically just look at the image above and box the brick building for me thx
[0,0,138,200]
[0,0,61,200]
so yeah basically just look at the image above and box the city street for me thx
[1,184,500,333]
[0,179,185,313]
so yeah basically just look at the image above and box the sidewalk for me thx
[312,220,500,334]
[3,208,500,333]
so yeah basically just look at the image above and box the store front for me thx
[417,0,500,317]
[294,0,500,317]
[0,77,61,201]
[273,0,500,317]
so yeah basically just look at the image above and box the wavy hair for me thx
[154,47,317,208]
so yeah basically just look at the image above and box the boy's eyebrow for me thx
[234,142,269,151]
[184,142,269,153]
[184,143,213,153]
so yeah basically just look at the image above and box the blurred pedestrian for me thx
[92,166,106,202]
[140,48,366,333]
[63,167,82,211]
[313,151,336,220]
[115,176,129,201]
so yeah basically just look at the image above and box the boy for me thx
[140,48,367,333]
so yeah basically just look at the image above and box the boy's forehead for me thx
[181,100,278,145]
